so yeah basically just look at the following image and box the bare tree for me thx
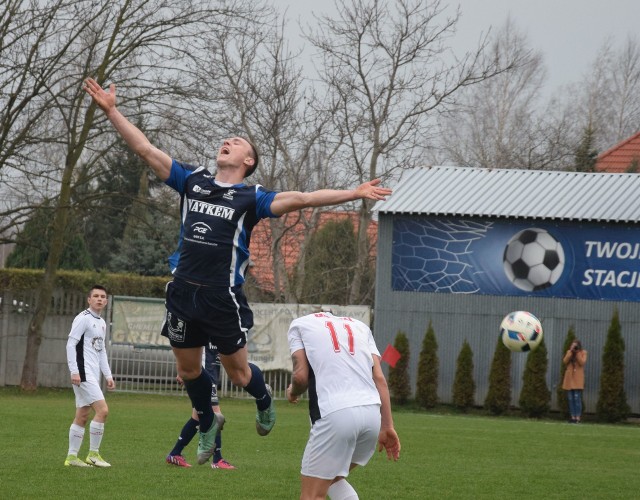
[563,36,640,154]
[434,17,575,170]
[0,0,103,234]
[184,8,342,302]
[306,0,513,303]
[1,0,261,390]
[609,37,640,143]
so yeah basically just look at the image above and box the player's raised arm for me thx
[269,179,392,216]
[83,78,172,181]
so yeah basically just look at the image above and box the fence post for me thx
[0,290,10,386]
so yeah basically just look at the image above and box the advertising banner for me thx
[111,297,370,370]
[392,217,640,301]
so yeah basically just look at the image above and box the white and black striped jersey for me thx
[288,312,381,423]
[66,308,111,383]
[165,160,279,287]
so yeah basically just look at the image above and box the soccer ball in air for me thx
[503,228,565,292]
[500,311,543,352]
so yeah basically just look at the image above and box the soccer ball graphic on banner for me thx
[503,228,565,292]
[500,311,543,352]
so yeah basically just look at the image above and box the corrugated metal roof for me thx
[374,166,640,222]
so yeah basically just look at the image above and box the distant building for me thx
[596,130,640,173]
[373,166,640,413]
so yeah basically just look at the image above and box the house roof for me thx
[596,130,640,173]
[248,210,378,294]
[374,166,640,223]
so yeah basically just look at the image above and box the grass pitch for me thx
[1,388,639,499]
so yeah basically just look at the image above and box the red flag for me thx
[381,344,401,368]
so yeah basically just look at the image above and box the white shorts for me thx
[301,404,381,480]
[73,380,105,408]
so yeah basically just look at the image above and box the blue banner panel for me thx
[391,217,640,301]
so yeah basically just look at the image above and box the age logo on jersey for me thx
[503,228,565,292]
[191,222,212,240]
[92,337,105,352]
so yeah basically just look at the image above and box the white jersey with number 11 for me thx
[287,312,381,420]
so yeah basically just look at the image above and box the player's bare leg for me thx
[218,347,252,386]
[173,346,204,381]
[299,475,335,500]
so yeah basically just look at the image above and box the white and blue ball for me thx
[500,311,543,352]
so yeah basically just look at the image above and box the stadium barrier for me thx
[109,296,371,399]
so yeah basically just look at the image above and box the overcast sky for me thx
[280,0,640,95]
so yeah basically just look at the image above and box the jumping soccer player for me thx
[83,77,392,465]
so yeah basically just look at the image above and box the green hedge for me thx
[0,268,170,298]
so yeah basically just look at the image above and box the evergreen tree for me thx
[299,218,360,304]
[573,124,599,172]
[485,335,512,415]
[388,331,411,405]
[7,203,93,270]
[519,338,551,418]
[82,141,145,267]
[83,124,172,272]
[596,308,630,422]
[108,222,175,276]
[556,325,577,418]
[415,321,439,408]
[452,340,475,411]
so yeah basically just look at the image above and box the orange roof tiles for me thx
[596,130,640,173]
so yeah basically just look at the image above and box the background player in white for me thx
[287,311,401,500]
[64,285,115,468]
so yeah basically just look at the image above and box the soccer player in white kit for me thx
[287,311,400,500]
[64,285,115,467]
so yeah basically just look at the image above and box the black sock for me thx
[213,432,222,462]
[243,363,271,411]
[170,418,198,456]
[184,371,214,432]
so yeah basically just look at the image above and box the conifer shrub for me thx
[452,340,475,411]
[416,321,439,408]
[388,331,411,405]
[485,335,512,415]
[596,308,630,422]
[519,337,550,418]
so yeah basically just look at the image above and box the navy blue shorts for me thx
[160,278,253,355]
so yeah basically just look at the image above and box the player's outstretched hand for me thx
[378,428,401,461]
[355,178,392,201]
[83,78,116,114]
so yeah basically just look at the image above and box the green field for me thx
[1,388,640,499]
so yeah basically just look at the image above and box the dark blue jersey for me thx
[165,160,278,287]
